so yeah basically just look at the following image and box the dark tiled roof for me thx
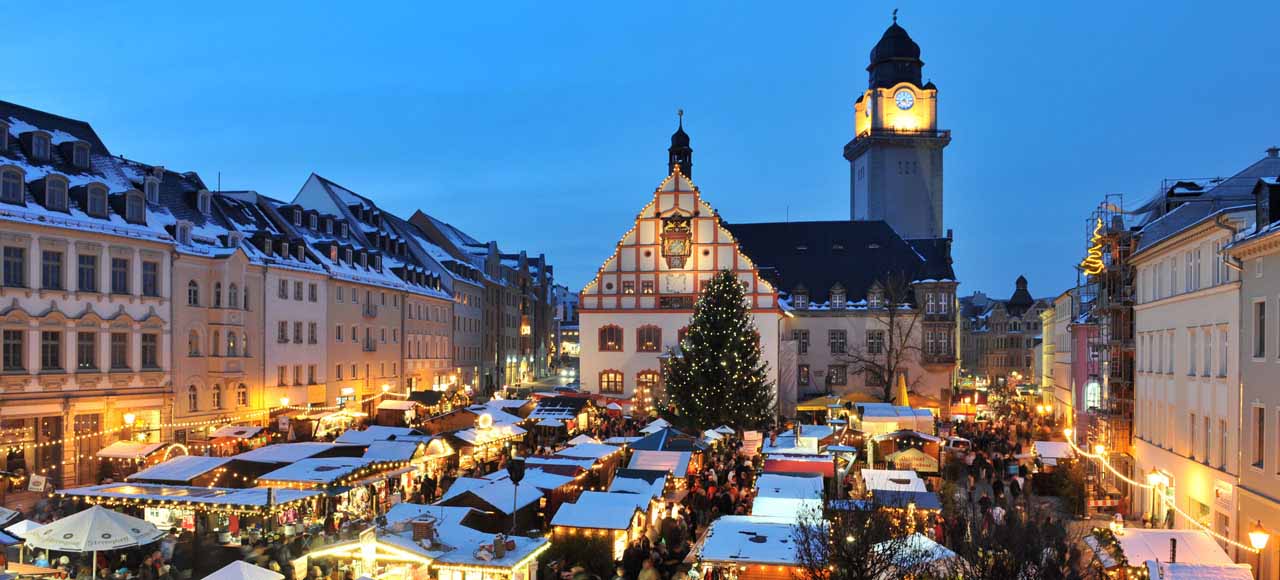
[0,100,108,153]
[723,220,954,303]
[1135,155,1280,253]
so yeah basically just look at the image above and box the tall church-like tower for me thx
[846,16,950,239]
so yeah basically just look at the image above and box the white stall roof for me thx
[1116,529,1236,568]
[608,474,667,499]
[1147,562,1253,580]
[640,418,671,434]
[127,456,232,483]
[234,442,346,464]
[556,442,621,461]
[604,436,640,446]
[1034,441,1074,465]
[59,483,321,508]
[335,426,421,445]
[697,515,801,566]
[567,434,601,445]
[362,440,421,462]
[96,441,167,459]
[209,425,265,440]
[440,477,545,514]
[628,450,692,478]
[755,473,825,501]
[551,491,648,530]
[257,457,374,484]
[526,457,595,470]
[861,469,927,493]
[375,400,417,411]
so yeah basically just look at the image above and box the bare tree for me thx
[841,272,924,403]
[941,503,1097,580]
[793,504,932,580]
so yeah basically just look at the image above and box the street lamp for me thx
[280,397,290,407]
[1250,521,1271,551]
[122,413,137,427]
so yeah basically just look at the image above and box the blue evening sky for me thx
[7,2,1279,298]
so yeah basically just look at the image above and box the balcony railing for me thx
[363,304,378,319]
[363,338,377,352]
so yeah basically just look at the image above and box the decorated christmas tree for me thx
[664,269,775,429]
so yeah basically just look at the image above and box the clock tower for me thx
[846,16,950,240]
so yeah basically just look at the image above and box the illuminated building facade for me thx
[960,277,1051,386]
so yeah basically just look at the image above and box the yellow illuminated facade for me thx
[853,82,938,137]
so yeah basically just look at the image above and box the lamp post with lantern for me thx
[1249,521,1270,578]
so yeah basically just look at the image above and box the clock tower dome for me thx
[846,15,950,240]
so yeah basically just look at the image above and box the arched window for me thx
[211,331,221,357]
[187,280,200,306]
[187,385,199,411]
[188,330,200,356]
[227,332,238,357]
[635,371,660,408]
[637,325,662,352]
[599,370,624,394]
[228,284,239,308]
[598,325,623,352]
[212,384,223,409]
[243,288,251,310]
[242,334,250,356]
[213,283,222,308]
[236,384,248,407]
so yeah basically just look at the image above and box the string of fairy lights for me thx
[1063,429,1260,554]
[0,390,398,477]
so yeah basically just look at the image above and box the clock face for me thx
[667,239,687,255]
[894,89,915,110]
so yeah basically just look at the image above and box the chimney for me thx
[1267,146,1279,159]
[411,519,435,542]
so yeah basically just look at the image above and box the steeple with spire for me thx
[668,109,693,178]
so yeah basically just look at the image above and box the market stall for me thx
[205,426,269,457]
[127,455,234,486]
[374,400,419,428]
[751,473,824,521]
[859,469,927,494]
[551,491,652,559]
[444,417,525,472]
[627,451,692,487]
[692,515,803,580]
[256,457,417,519]
[869,430,942,475]
[95,441,179,481]
[1086,527,1241,580]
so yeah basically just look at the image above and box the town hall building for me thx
[580,19,958,418]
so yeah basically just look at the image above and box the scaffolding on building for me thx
[1077,193,1137,506]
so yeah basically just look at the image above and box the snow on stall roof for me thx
[96,441,168,459]
[696,515,801,566]
[555,443,620,461]
[628,450,691,478]
[452,422,525,446]
[1146,562,1253,580]
[754,473,825,501]
[383,503,473,527]
[526,457,594,471]
[233,442,348,464]
[1034,441,1074,460]
[483,467,575,491]
[861,469,927,493]
[209,425,265,440]
[326,504,547,569]
[440,476,545,514]
[60,483,321,507]
[257,457,374,484]
[1115,529,1235,567]
[608,474,666,499]
[126,456,232,483]
[376,399,417,411]
[567,434,601,445]
[604,436,640,446]
[335,426,421,445]
[363,440,422,462]
[550,491,648,530]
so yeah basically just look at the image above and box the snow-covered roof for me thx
[525,457,594,471]
[256,457,375,485]
[127,456,232,483]
[439,476,545,515]
[604,436,640,446]
[376,400,417,411]
[696,515,802,566]
[555,442,621,461]
[1033,441,1074,464]
[872,533,958,568]
[566,434,601,445]
[59,483,321,509]
[96,441,168,459]
[335,426,422,445]
[861,469,927,493]
[640,418,671,433]
[482,467,575,492]
[233,442,349,464]
[628,450,691,478]
[1147,562,1253,580]
[450,422,526,447]
[607,473,667,499]
[363,440,423,462]
[550,491,648,530]
[1116,529,1236,568]
[754,473,825,501]
[209,425,265,440]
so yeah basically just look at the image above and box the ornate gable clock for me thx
[661,215,692,268]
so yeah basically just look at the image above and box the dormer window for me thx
[373,255,382,271]
[830,284,846,309]
[43,176,68,212]
[359,252,367,268]
[176,222,193,245]
[329,245,338,261]
[868,291,883,309]
[292,209,301,226]
[280,241,289,257]
[29,133,50,162]
[295,245,305,261]
[344,248,353,263]
[144,177,160,204]
[196,190,212,216]
[324,218,333,235]
[261,238,273,256]
[793,293,808,309]
[227,232,243,248]
[71,142,90,169]
[339,222,349,238]
[832,243,845,252]
[87,184,108,217]
[0,121,8,151]
[308,214,318,230]
[125,191,146,224]
[1,167,24,204]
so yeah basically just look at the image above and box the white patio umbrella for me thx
[6,519,43,563]
[201,560,284,580]
[24,506,165,580]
